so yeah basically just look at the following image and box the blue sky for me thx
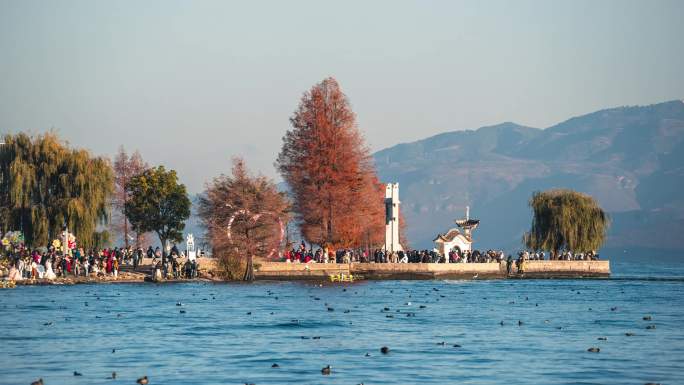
[1,0,682,192]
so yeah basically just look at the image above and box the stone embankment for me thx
[252,260,610,280]
[3,258,609,285]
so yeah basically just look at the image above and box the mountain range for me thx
[373,100,684,260]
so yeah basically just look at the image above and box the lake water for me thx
[1,260,683,385]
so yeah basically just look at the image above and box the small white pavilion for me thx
[433,207,479,258]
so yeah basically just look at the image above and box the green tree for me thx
[524,189,609,257]
[0,132,113,248]
[125,166,191,254]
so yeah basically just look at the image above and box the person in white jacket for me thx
[44,262,57,280]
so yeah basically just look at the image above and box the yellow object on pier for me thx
[329,273,355,282]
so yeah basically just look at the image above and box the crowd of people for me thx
[150,245,200,281]
[2,238,602,282]
[280,244,442,264]
[504,250,601,275]
[279,241,600,268]
[280,242,509,264]
[2,243,199,282]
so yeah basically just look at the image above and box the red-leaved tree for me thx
[198,158,290,281]
[277,77,387,249]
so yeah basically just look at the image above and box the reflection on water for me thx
[1,262,683,385]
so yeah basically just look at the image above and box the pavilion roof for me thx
[455,219,480,228]
[433,228,467,243]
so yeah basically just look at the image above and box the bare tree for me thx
[112,146,149,248]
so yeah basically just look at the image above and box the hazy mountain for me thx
[373,100,684,259]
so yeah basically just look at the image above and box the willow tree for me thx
[276,77,387,249]
[524,189,609,257]
[0,132,113,248]
[198,158,290,281]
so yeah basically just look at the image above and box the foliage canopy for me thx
[198,158,290,280]
[0,132,113,248]
[125,166,191,251]
[524,189,609,254]
[276,77,387,249]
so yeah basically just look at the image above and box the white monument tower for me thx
[384,183,403,253]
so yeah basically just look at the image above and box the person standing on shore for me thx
[138,247,144,268]
[517,254,526,275]
[133,248,139,269]
[172,256,179,279]
[8,262,22,281]
[112,256,118,278]
[73,257,81,276]
[44,260,56,280]
[83,257,90,276]
[17,258,25,278]
[153,261,162,281]
[61,256,68,277]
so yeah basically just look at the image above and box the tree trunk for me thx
[123,174,129,249]
[124,216,129,249]
[159,235,167,257]
[327,193,333,246]
[243,253,254,282]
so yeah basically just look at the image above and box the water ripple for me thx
[1,272,683,384]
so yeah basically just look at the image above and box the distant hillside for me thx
[373,100,684,258]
